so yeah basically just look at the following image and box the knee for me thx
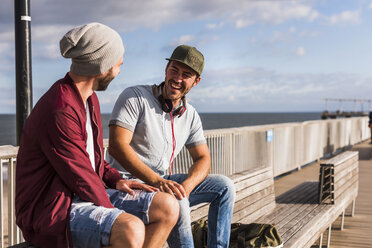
[151,192,180,225]
[110,213,145,247]
[217,175,236,201]
[163,193,180,224]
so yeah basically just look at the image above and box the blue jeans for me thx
[166,174,235,248]
[70,189,156,248]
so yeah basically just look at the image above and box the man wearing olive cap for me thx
[15,22,178,248]
[108,45,235,247]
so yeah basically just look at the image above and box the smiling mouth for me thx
[169,81,181,91]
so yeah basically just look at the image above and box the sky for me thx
[1,0,372,113]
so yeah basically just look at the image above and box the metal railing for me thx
[0,146,22,247]
[1,116,370,247]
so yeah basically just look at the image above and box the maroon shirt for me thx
[16,73,122,247]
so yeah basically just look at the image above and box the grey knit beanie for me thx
[60,22,124,76]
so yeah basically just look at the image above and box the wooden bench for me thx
[190,151,359,248]
[191,166,276,224]
[11,151,359,248]
[318,150,358,229]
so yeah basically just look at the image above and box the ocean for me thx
[0,112,321,146]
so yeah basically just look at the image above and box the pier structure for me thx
[1,116,372,247]
[321,98,372,119]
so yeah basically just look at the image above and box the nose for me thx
[173,71,183,82]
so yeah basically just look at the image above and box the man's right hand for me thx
[154,178,187,200]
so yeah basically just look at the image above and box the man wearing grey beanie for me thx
[16,22,178,248]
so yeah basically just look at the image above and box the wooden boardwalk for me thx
[274,140,372,248]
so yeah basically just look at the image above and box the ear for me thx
[165,61,171,76]
[193,76,201,87]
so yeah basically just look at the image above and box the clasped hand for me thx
[154,179,187,200]
[116,179,158,196]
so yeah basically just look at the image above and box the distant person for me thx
[107,45,236,247]
[15,23,179,248]
[369,111,372,144]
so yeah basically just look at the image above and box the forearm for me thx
[109,143,163,186]
[182,155,210,195]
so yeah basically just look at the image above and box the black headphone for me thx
[153,82,187,118]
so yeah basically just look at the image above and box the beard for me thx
[164,79,194,100]
[96,69,115,91]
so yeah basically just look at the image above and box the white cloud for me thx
[2,1,320,35]
[289,26,296,33]
[369,2,372,9]
[232,2,319,28]
[296,46,306,56]
[206,22,224,30]
[326,10,361,25]
[168,35,196,48]
[184,66,370,112]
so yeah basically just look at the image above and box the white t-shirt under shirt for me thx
[107,85,206,177]
[85,103,96,171]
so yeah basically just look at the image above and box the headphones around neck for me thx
[152,82,187,118]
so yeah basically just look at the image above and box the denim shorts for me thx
[70,188,156,248]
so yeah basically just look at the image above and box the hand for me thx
[154,178,187,200]
[116,179,158,196]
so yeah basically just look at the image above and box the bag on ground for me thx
[192,218,283,248]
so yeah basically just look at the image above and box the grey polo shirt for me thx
[107,85,206,176]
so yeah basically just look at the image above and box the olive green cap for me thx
[166,45,204,76]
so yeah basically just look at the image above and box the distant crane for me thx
[321,98,371,119]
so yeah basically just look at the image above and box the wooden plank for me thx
[284,205,331,248]
[235,178,274,202]
[321,151,358,167]
[268,192,319,231]
[334,175,358,200]
[333,157,358,176]
[276,181,318,203]
[257,182,317,224]
[286,180,359,248]
[280,204,329,244]
[272,142,372,248]
[234,170,273,193]
[191,168,275,222]
[334,181,358,205]
[233,185,275,214]
[333,161,357,181]
[258,182,318,225]
[334,167,358,192]
[230,167,272,184]
[235,201,276,224]
[232,193,275,223]
[275,194,319,233]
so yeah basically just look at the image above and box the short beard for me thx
[96,69,115,91]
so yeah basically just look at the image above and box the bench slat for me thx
[333,156,358,176]
[233,193,275,223]
[321,151,358,167]
[334,173,358,200]
[259,182,318,225]
[234,169,273,192]
[234,185,274,213]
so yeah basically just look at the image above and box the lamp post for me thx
[14,0,32,145]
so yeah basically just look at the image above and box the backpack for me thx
[192,218,283,248]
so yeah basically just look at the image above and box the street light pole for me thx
[14,0,33,145]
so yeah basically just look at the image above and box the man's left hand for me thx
[116,179,159,196]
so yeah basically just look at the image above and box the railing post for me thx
[8,158,16,245]
[230,132,234,175]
